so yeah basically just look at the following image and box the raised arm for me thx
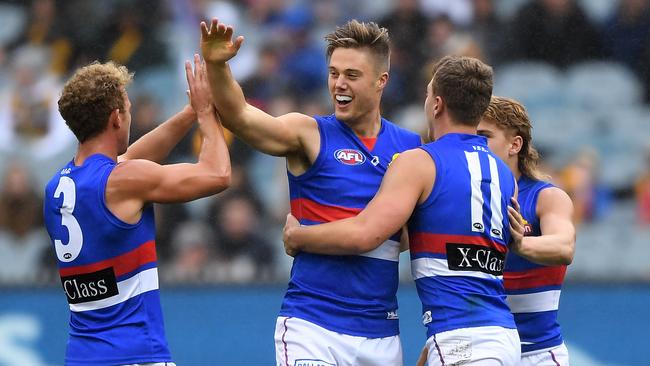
[118,105,196,163]
[106,55,231,223]
[510,187,576,265]
[200,18,314,157]
[283,149,434,255]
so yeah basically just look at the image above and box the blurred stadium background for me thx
[0,0,649,364]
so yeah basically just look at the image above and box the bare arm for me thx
[118,105,196,163]
[511,187,576,265]
[106,55,231,223]
[284,149,434,255]
[200,18,313,157]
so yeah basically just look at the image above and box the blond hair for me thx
[325,19,390,72]
[58,61,133,143]
[483,96,547,180]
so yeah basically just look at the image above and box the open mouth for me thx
[335,95,352,107]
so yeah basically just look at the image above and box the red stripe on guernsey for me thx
[504,266,567,290]
[410,233,507,255]
[291,198,361,223]
[59,240,156,277]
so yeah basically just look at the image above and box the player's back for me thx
[282,114,421,338]
[504,176,567,354]
[408,133,517,338]
[43,154,171,366]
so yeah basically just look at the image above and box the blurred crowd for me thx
[0,0,649,286]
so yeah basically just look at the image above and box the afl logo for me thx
[334,149,366,165]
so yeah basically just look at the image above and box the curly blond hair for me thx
[58,61,133,143]
[483,96,547,180]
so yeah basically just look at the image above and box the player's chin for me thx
[334,108,353,122]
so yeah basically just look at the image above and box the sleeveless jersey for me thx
[408,133,517,338]
[281,114,421,338]
[504,176,566,354]
[43,154,171,365]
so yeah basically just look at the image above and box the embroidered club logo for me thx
[334,149,366,165]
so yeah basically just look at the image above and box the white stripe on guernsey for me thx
[487,155,504,240]
[507,290,561,313]
[69,268,159,312]
[465,152,485,234]
[411,257,503,281]
[360,239,400,262]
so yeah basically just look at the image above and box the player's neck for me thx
[434,121,476,140]
[75,135,119,166]
[346,110,381,138]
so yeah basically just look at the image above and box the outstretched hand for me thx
[283,213,300,257]
[200,18,244,64]
[508,196,525,253]
[185,54,214,116]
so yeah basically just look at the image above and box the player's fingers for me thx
[210,18,219,34]
[200,21,209,38]
[510,196,521,212]
[184,60,193,87]
[193,54,201,78]
[224,25,234,40]
[234,36,245,51]
[217,23,227,36]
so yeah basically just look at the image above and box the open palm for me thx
[200,18,244,64]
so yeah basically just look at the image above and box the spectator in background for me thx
[602,0,650,69]
[0,45,75,162]
[468,0,505,65]
[240,41,288,111]
[165,221,216,283]
[98,0,169,72]
[423,15,484,62]
[379,0,429,115]
[508,0,602,67]
[208,191,275,283]
[0,162,50,284]
[635,145,650,225]
[602,0,650,102]
[6,0,72,76]
[558,148,612,225]
[277,6,327,98]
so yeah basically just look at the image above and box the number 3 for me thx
[53,176,83,262]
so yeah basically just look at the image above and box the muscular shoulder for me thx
[107,159,161,194]
[536,186,573,216]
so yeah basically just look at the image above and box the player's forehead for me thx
[328,47,375,72]
[477,118,502,134]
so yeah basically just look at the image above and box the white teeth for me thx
[336,95,352,102]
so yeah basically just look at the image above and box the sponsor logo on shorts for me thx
[334,149,365,166]
[61,267,119,304]
[446,243,505,276]
[295,360,336,366]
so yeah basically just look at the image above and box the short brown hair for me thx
[430,55,493,126]
[58,61,133,143]
[483,96,547,180]
[325,19,390,72]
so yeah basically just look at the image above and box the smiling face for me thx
[328,47,387,124]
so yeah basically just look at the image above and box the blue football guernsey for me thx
[281,114,421,338]
[504,176,567,354]
[408,133,517,338]
[43,154,171,365]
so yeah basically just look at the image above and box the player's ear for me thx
[433,96,444,119]
[108,108,121,129]
[376,72,389,90]
[510,135,523,156]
